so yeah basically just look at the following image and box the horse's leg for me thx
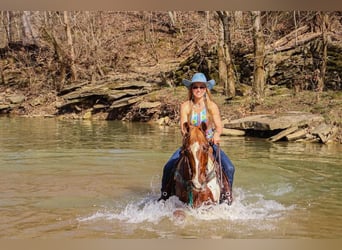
[220,171,233,205]
[213,161,233,205]
[174,157,191,203]
[159,162,178,201]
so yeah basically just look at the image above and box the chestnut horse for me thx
[173,122,232,208]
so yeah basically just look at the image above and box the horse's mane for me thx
[182,121,208,148]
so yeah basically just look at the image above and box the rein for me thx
[179,138,217,192]
[178,122,223,206]
[174,153,195,206]
[216,143,224,190]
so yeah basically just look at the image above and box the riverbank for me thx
[1,84,341,144]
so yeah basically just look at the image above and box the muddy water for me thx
[0,117,341,238]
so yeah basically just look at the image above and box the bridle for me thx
[176,125,217,194]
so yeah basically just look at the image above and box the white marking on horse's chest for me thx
[190,142,201,189]
[207,157,220,201]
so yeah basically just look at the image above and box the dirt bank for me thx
[1,83,341,144]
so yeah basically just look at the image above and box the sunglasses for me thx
[192,86,206,90]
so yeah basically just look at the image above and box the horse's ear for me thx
[183,122,190,133]
[200,121,207,132]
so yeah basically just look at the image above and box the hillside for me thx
[0,11,341,143]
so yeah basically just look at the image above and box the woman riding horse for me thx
[174,121,231,207]
[159,72,235,205]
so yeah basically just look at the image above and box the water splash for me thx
[77,187,295,226]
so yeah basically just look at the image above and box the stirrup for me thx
[157,191,169,201]
[220,191,233,206]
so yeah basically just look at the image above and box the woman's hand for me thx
[213,132,221,145]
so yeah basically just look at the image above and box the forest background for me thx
[0,11,341,142]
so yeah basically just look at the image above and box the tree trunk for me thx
[21,11,38,45]
[316,12,329,102]
[204,11,210,43]
[217,23,228,92]
[63,11,77,81]
[251,11,266,103]
[7,11,18,43]
[0,11,7,47]
[234,11,243,27]
[216,11,236,97]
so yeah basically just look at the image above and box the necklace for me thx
[192,101,203,110]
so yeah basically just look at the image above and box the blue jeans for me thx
[161,145,235,191]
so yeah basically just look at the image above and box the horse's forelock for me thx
[190,126,207,145]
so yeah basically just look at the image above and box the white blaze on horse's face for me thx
[190,141,202,189]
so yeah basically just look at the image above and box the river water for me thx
[0,117,341,239]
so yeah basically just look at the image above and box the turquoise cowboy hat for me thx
[182,72,215,90]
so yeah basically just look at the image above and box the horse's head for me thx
[182,121,210,190]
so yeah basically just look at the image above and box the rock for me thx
[93,104,108,110]
[8,94,25,104]
[139,101,161,109]
[311,123,333,135]
[58,79,153,112]
[221,128,245,136]
[82,110,92,119]
[0,104,11,111]
[109,96,143,109]
[311,123,339,143]
[157,116,170,126]
[224,111,324,131]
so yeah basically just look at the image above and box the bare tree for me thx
[0,11,8,47]
[315,12,329,101]
[168,11,181,34]
[216,11,236,97]
[251,11,266,103]
[64,11,77,81]
[141,11,159,63]
[5,11,19,44]
[21,11,38,45]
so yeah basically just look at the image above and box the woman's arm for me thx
[180,101,190,136]
[210,102,223,144]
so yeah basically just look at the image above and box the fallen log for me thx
[176,34,200,57]
[272,32,322,53]
[269,126,298,142]
[285,128,308,141]
[266,25,309,51]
